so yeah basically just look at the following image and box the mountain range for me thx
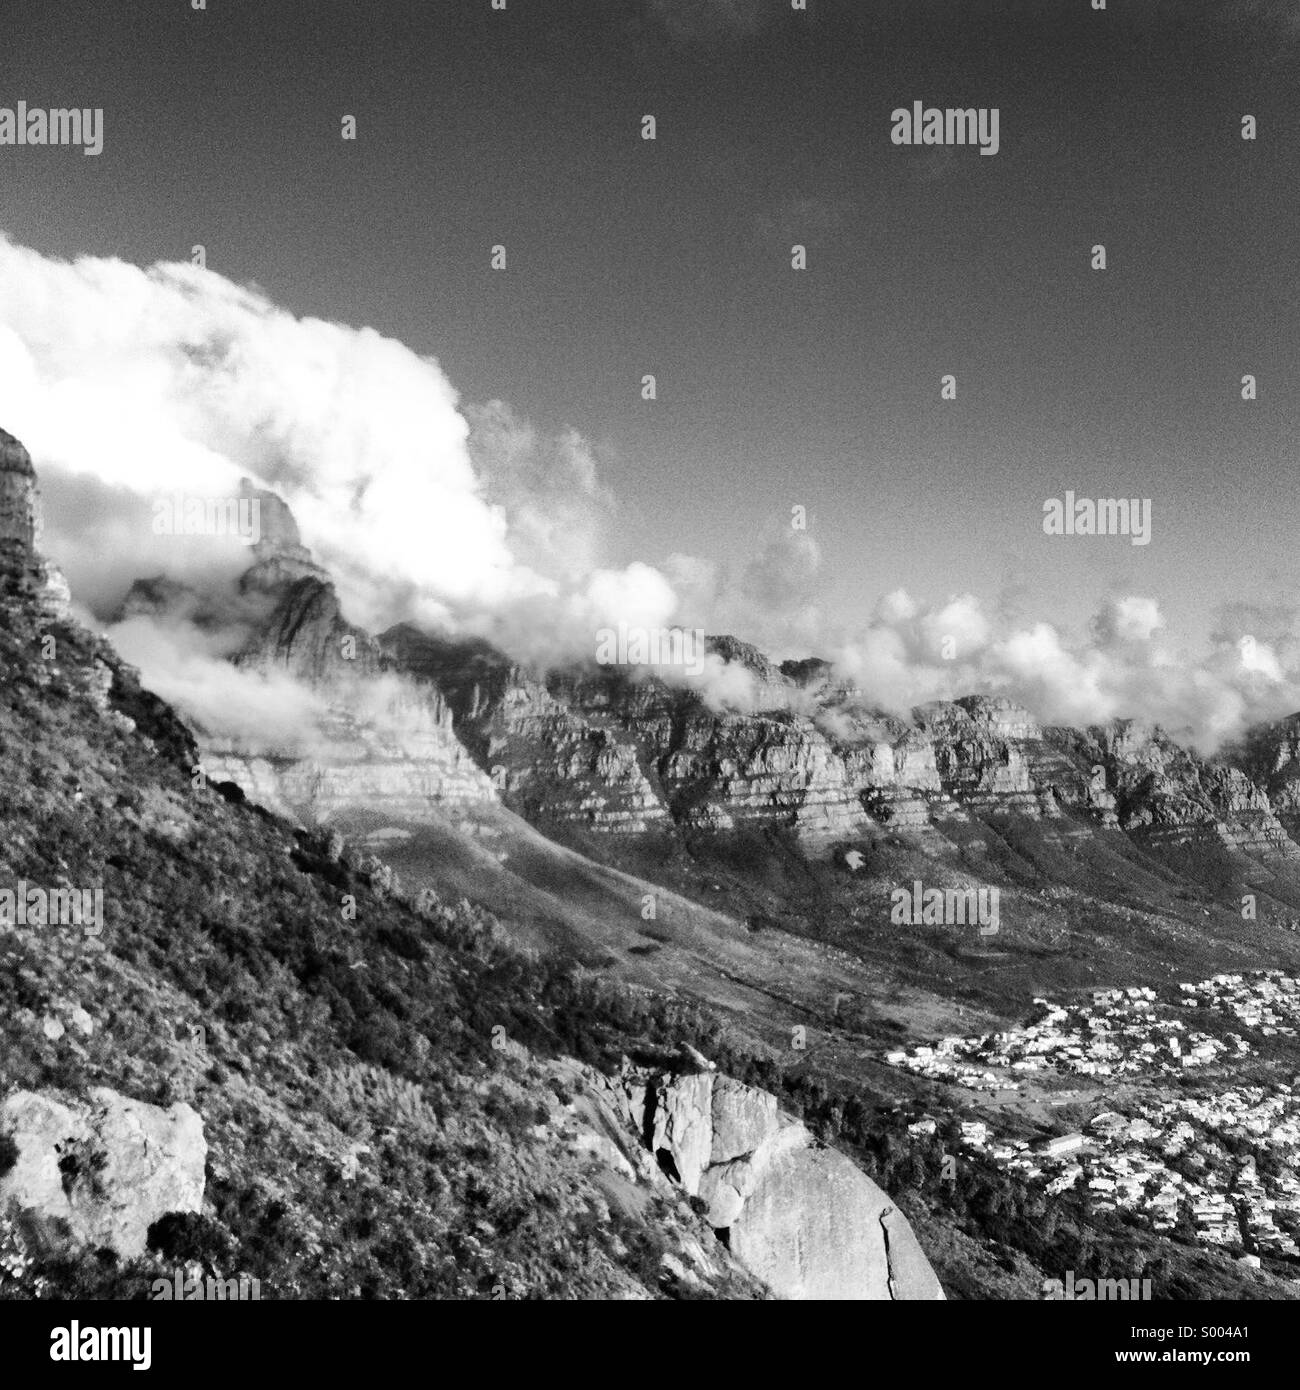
[6,424,1300,1300]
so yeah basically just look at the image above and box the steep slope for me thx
[88,444,1300,1300]
[0,427,945,1302]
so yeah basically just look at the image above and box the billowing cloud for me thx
[666,526,822,655]
[466,398,616,585]
[829,590,1300,750]
[108,614,328,753]
[3,232,1300,752]
[0,233,669,650]
[1093,594,1163,647]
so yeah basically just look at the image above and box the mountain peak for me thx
[236,479,330,588]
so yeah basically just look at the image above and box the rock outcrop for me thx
[586,1065,944,1300]
[1222,714,1300,843]
[383,628,1136,847]
[92,446,1300,871]
[0,428,71,623]
[0,1088,207,1259]
[1073,720,1300,860]
[120,490,497,825]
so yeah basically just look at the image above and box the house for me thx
[1040,1132,1086,1158]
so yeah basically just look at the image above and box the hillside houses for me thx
[886,978,1245,1090]
[894,972,1300,1262]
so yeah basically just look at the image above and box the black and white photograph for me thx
[0,0,1296,1361]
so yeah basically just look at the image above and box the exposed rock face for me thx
[605,1067,944,1300]
[1073,720,1300,860]
[79,416,1300,867]
[0,428,71,623]
[200,687,495,825]
[541,1060,768,1297]
[914,698,1038,814]
[121,491,497,825]
[386,629,904,842]
[0,428,38,551]
[381,625,1300,868]
[1222,714,1300,842]
[661,709,874,840]
[239,478,330,587]
[0,1088,207,1259]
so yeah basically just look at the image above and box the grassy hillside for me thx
[0,600,765,1300]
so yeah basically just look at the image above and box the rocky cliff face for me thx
[121,489,497,826]
[0,427,71,624]
[375,625,1300,873]
[385,629,906,841]
[1059,720,1300,860]
[104,470,1300,869]
[1222,715,1300,842]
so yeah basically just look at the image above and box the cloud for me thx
[666,526,822,654]
[466,398,616,585]
[4,231,1300,754]
[108,614,328,753]
[1093,594,1163,647]
[0,233,672,654]
[827,590,1300,750]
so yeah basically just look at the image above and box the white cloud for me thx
[0,233,672,650]
[827,589,1300,750]
[4,232,1300,753]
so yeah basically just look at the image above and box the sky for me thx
[0,0,1298,744]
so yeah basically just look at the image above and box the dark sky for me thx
[2,0,1298,650]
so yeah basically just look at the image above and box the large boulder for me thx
[631,1069,945,1300]
[0,1087,207,1258]
[720,1131,942,1300]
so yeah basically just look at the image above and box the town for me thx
[891,971,1300,1265]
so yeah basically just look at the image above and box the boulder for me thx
[0,1087,207,1258]
[634,1069,945,1299]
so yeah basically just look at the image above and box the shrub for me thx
[146,1211,235,1267]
